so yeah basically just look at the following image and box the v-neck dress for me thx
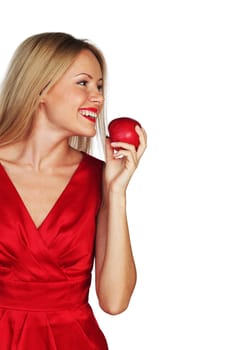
[0,153,108,350]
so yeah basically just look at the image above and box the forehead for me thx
[67,49,103,78]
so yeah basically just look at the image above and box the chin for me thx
[86,127,97,137]
[75,128,97,138]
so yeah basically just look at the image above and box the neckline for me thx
[0,152,87,231]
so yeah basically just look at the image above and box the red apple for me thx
[108,117,141,149]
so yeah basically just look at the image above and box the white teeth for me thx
[80,110,97,118]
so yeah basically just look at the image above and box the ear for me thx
[38,96,46,104]
[39,81,51,98]
[38,93,48,108]
[38,88,49,104]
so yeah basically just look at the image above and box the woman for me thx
[0,32,147,349]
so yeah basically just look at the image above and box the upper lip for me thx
[79,107,98,113]
[79,107,99,118]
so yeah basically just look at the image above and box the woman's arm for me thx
[95,126,147,315]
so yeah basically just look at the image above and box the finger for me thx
[136,126,147,159]
[113,148,138,166]
[136,126,147,143]
[136,126,147,147]
[110,141,137,152]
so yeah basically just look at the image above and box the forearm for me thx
[95,127,146,314]
[95,190,137,314]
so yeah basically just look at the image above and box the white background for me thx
[1,1,233,349]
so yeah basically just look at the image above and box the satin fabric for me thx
[0,153,108,350]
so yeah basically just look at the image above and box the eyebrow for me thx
[75,73,103,81]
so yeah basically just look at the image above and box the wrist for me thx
[106,182,127,198]
[103,185,127,207]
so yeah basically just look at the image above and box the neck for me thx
[1,108,83,170]
[16,137,71,171]
[9,120,74,171]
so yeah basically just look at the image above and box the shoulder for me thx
[83,152,105,170]
[79,154,104,197]
[82,153,105,185]
[0,144,15,163]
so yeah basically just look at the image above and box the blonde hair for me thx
[0,32,107,154]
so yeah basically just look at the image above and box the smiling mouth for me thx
[79,109,98,123]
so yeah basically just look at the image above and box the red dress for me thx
[0,153,108,350]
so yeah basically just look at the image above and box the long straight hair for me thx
[0,32,107,154]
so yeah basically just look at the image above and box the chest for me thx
[1,166,77,229]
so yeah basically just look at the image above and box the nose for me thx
[89,89,104,105]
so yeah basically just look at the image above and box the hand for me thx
[104,125,147,193]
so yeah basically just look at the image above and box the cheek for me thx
[44,86,87,118]
[50,93,74,113]
[64,89,86,109]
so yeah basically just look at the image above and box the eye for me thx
[97,84,103,92]
[77,80,88,86]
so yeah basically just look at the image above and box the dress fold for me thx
[0,154,108,349]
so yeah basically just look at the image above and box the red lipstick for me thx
[79,107,98,113]
[79,107,98,123]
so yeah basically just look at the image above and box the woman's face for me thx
[40,49,104,138]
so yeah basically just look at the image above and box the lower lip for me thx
[82,115,97,123]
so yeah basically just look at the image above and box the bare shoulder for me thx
[0,144,18,166]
